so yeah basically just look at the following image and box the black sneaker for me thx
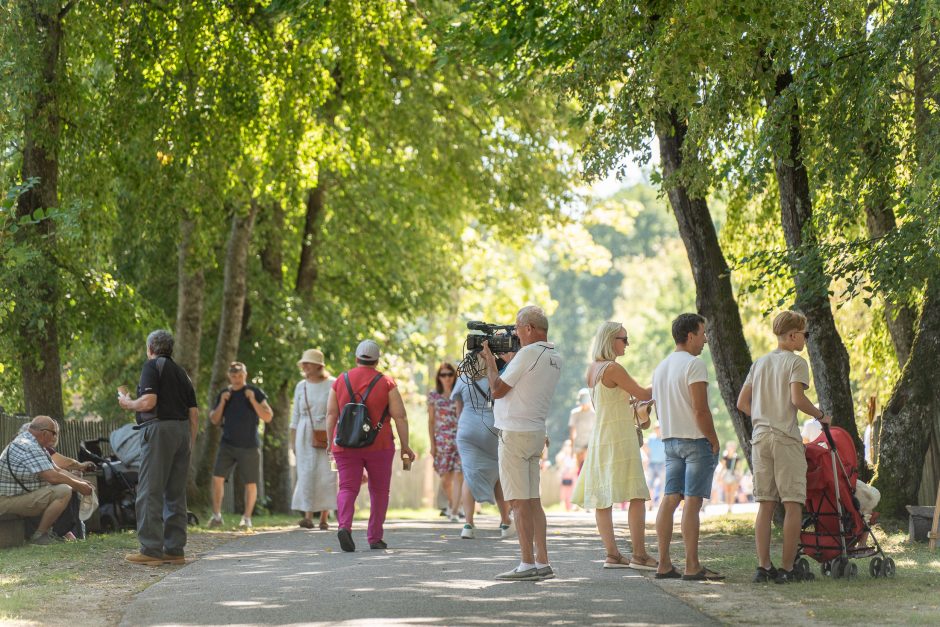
[337,528,355,553]
[753,564,779,583]
[775,568,814,584]
[369,540,388,550]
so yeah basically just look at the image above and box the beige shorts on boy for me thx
[751,430,807,503]
[498,430,545,500]
[0,483,71,516]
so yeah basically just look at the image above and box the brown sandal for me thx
[603,553,632,569]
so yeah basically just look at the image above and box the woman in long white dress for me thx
[290,348,337,529]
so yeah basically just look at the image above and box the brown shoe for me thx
[125,552,165,566]
[298,518,314,529]
[319,521,329,530]
[162,553,186,564]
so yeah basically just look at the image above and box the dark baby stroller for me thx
[79,424,199,532]
[797,424,895,579]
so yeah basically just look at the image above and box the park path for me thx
[120,512,720,626]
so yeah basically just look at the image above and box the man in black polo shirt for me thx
[118,329,198,565]
[207,361,273,529]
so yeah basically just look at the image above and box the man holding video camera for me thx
[481,305,562,581]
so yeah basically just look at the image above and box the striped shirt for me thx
[0,431,54,496]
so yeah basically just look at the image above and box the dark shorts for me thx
[213,443,260,484]
[664,438,719,499]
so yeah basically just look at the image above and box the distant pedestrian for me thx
[568,389,596,470]
[481,305,563,581]
[452,356,513,539]
[644,425,666,509]
[737,310,830,584]
[326,340,415,552]
[290,349,337,530]
[207,362,274,530]
[574,322,657,570]
[429,362,463,522]
[720,441,741,514]
[118,330,198,565]
[556,440,578,512]
[652,314,723,581]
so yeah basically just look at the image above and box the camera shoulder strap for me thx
[4,443,33,494]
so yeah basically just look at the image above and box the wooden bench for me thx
[0,512,26,548]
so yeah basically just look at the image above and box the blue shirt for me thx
[647,435,666,464]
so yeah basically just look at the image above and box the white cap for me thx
[356,339,381,361]
[79,490,99,521]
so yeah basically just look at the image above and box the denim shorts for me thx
[664,438,719,499]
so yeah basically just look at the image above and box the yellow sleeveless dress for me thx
[572,363,650,508]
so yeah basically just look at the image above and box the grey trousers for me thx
[136,420,191,557]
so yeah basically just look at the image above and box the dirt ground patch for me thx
[3,531,238,627]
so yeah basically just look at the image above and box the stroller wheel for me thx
[187,512,199,527]
[821,561,832,577]
[796,558,810,577]
[845,562,858,579]
[880,557,896,578]
[869,557,882,578]
[832,557,848,579]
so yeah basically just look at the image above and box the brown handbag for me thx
[303,383,329,449]
[632,399,655,447]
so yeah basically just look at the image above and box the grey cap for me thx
[356,339,381,361]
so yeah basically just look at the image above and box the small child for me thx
[737,311,830,584]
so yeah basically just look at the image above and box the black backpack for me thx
[334,372,388,448]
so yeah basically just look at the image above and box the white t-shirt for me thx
[494,341,563,432]
[745,349,810,443]
[568,406,596,450]
[651,350,709,439]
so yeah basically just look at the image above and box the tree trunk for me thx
[14,4,68,420]
[295,183,326,300]
[863,196,916,367]
[174,216,205,387]
[770,69,863,467]
[194,199,261,496]
[258,200,293,513]
[655,109,755,461]
[874,279,940,517]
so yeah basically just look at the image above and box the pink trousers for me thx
[334,447,395,544]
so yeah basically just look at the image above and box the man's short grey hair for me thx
[147,330,174,357]
[516,305,548,331]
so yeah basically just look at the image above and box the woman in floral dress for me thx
[428,362,463,521]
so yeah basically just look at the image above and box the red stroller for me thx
[797,424,895,579]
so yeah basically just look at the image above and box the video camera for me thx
[465,321,521,355]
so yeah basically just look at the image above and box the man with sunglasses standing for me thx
[0,416,94,545]
[481,305,562,581]
[737,310,830,584]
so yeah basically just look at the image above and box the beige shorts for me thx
[752,431,807,503]
[0,484,71,516]
[498,430,545,501]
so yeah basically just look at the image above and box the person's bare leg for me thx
[244,483,257,518]
[628,498,653,562]
[531,498,549,564]
[36,490,72,534]
[453,472,464,515]
[495,481,511,525]
[512,499,535,564]
[440,471,454,514]
[211,476,225,517]
[461,481,476,526]
[681,496,703,574]
[755,501,775,569]
[781,501,803,571]
[595,506,620,559]
[656,494,681,574]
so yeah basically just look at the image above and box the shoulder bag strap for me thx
[4,444,33,494]
[360,373,384,403]
[343,372,357,402]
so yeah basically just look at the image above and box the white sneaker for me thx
[239,516,252,529]
[460,524,475,539]
[500,521,516,539]
[208,514,223,528]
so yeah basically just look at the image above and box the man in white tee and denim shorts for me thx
[481,305,562,582]
[652,313,723,581]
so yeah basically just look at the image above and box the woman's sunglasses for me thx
[439,371,456,377]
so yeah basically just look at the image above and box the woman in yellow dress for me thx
[573,321,657,569]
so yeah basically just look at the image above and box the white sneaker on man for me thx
[239,516,252,529]
[460,524,475,539]
[500,520,516,539]
[208,514,223,528]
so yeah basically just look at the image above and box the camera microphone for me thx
[467,321,492,332]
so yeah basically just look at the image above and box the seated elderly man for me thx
[0,416,94,545]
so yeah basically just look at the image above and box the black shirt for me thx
[137,356,198,422]
[213,385,267,448]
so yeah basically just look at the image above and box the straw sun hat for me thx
[297,348,325,368]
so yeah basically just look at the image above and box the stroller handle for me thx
[821,422,836,451]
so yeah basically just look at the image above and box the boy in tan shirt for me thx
[737,311,831,583]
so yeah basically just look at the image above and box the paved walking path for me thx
[121,512,721,626]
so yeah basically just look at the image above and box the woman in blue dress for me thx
[452,359,513,539]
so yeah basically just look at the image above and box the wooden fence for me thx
[0,412,126,459]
